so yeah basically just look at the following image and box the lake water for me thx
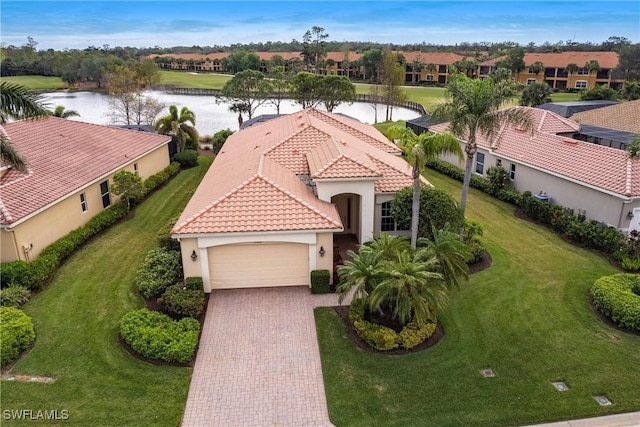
[41,91,420,136]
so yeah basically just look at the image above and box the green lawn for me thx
[550,91,581,102]
[316,168,640,427]
[0,157,213,427]
[1,75,65,91]
[159,70,233,89]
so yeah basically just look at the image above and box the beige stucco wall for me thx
[315,232,334,283]
[2,144,169,263]
[482,150,632,229]
[179,237,201,280]
[373,193,411,239]
[1,229,19,262]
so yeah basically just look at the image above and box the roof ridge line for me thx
[625,157,633,196]
[0,198,13,223]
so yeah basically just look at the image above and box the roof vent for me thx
[563,139,579,145]
[298,120,305,127]
[514,127,526,132]
[340,139,347,146]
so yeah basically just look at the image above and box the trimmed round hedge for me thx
[120,308,200,363]
[348,298,437,351]
[1,307,36,367]
[591,273,640,332]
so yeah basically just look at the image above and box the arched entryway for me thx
[331,193,361,242]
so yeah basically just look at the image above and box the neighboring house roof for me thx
[0,117,171,226]
[570,100,640,134]
[240,114,281,130]
[431,107,640,197]
[478,51,620,69]
[173,108,416,235]
[535,100,620,118]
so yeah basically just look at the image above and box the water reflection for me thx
[41,91,420,136]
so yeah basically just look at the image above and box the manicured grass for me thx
[550,91,581,102]
[316,169,640,427]
[0,157,214,427]
[1,75,65,91]
[159,70,232,89]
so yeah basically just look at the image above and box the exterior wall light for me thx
[628,211,635,219]
[319,246,326,257]
[191,250,198,261]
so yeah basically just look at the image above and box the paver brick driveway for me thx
[181,286,349,427]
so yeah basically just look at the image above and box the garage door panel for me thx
[208,243,309,289]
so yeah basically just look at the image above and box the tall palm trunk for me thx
[461,135,477,214]
[411,158,421,249]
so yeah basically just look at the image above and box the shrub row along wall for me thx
[1,162,181,291]
[426,159,628,258]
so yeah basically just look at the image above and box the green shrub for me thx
[0,285,31,308]
[212,129,234,154]
[348,298,436,350]
[486,165,509,194]
[465,241,486,265]
[119,308,200,363]
[621,256,640,272]
[156,216,181,251]
[159,285,206,318]
[184,277,204,291]
[591,274,640,331]
[173,150,199,168]
[1,307,36,367]
[310,270,330,294]
[391,185,464,240]
[143,162,180,193]
[135,248,183,299]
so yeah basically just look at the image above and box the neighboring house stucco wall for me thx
[1,145,169,263]
[440,146,637,230]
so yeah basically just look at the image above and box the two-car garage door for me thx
[208,242,309,289]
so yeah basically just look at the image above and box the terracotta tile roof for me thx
[173,108,421,235]
[400,52,465,65]
[431,107,639,197]
[571,100,640,134]
[0,117,170,226]
[306,136,381,179]
[479,51,619,69]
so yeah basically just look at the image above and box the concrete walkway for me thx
[524,412,640,427]
[181,286,346,427]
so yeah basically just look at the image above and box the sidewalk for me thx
[524,411,640,427]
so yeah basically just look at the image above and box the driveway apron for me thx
[181,286,346,427]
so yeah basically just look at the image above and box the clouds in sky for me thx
[1,1,638,50]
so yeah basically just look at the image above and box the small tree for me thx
[290,72,323,108]
[220,70,271,120]
[520,82,552,106]
[565,63,579,89]
[212,129,234,154]
[319,75,356,112]
[579,85,619,101]
[112,170,144,211]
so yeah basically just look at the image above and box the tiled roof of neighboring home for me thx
[173,108,416,235]
[0,117,170,226]
[400,52,465,65]
[431,107,639,197]
[479,51,620,69]
[570,100,640,134]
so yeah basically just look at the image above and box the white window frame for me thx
[577,68,589,75]
[526,78,536,85]
[80,192,88,212]
[380,201,408,232]
[475,152,485,175]
[575,80,588,89]
[425,74,434,81]
[509,164,516,180]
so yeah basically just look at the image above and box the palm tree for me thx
[628,134,640,159]
[228,102,249,128]
[432,72,533,215]
[529,61,545,76]
[154,105,199,153]
[368,250,445,325]
[336,246,385,304]
[0,82,50,171]
[51,105,80,118]
[416,226,471,290]
[565,63,579,89]
[387,126,463,248]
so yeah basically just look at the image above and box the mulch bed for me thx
[469,250,492,274]
[333,305,445,355]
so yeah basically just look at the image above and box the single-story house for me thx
[172,108,421,291]
[570,99,640,134]
[431,107,640,233]
[1,117,171,262]
[535,100,619,118]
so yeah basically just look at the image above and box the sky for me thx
[1,1,639,51]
